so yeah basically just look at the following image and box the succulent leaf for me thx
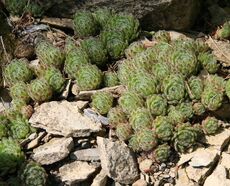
[108,107,127,128]
[154,144,171,163]
[202,117,220,135]
[116,123,133,141]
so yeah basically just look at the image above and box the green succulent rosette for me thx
[20,161,47,186]
[11,99,27,113]
[103,71,119,87]
[129,108,152,131]
[137,129,157,151]
[104,13,139,41]
[81,37,108,67]
[173,123,198,153]
[216,21,230,39]
[9,115,31,140]
[202,117,220,135]
[194,40,210,53]
[128,134,141,152]
[201,87,223,111]
[167,106,185,125]
[118,91,144,114]
[73,11,99,37]
[115,123,133,141]
[91,92,114,115]
[152,62,171,81]
[171,49,198,77]
[27,78,53,102]
[153,116,173,142]
[93,8,113,28]
[198,52,219,74]
[4,58,34,86]
[176,102,194,120]
[172,39,197,53]
[0,137,25,176]
[9,82,30,103]
[64,37,78,53]
[100,30,128,59]
[153,30,171,43]
[107,107,127,128]
[162,74,186,104]
[154,144,171,163]
[187,76,204,100]
[36,40,65,69]
[225,79,230,100]
[117,59,138,85]
[128,73,159,97]
[192,102,206,116]
[64,47,90,78]
[131,51,154,72]
[0,124,9,140]
[151,42,173,63]
[125,41,145,59]
[74,64,103,91]
[205,75,226,92]
[146,94,167,116]
[43,67,66,93]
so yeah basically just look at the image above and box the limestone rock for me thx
[32,137,74,165]
[206,129,230,151]
[220,152,230,170]
[97,137,139,184]
[189,148,219,167]
[177,148,220,184]
[204,165,230,186]
[29,101,102,137]
[26,131,46,150]
[139,159,153,173]
[70,148,100,161]
[91,169,108,186]
[58,161,97,185]
[45,0,200,31]
[175,168,195,186]
[132,179,148,186]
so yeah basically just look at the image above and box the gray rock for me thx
[46,0,200,31]
[204,165,230,186]
[71,148,100,161]
[91,169,108,186]
[58,161,97,185]
[32,137,74,165]
[97,137,139,184]
[29,101,102,137]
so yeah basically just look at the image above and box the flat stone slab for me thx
[29,101,102,137]
[97,137,139,184]
[58,161,97,185]
[206,129,230,151]
[204,165,230,186]
[32,137,73,165]
[71,148,100,161]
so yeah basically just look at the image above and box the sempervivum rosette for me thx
[162,74,186,104]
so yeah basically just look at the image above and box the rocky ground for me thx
[0,0,230,186]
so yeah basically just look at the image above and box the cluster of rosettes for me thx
[103,30,230,160]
